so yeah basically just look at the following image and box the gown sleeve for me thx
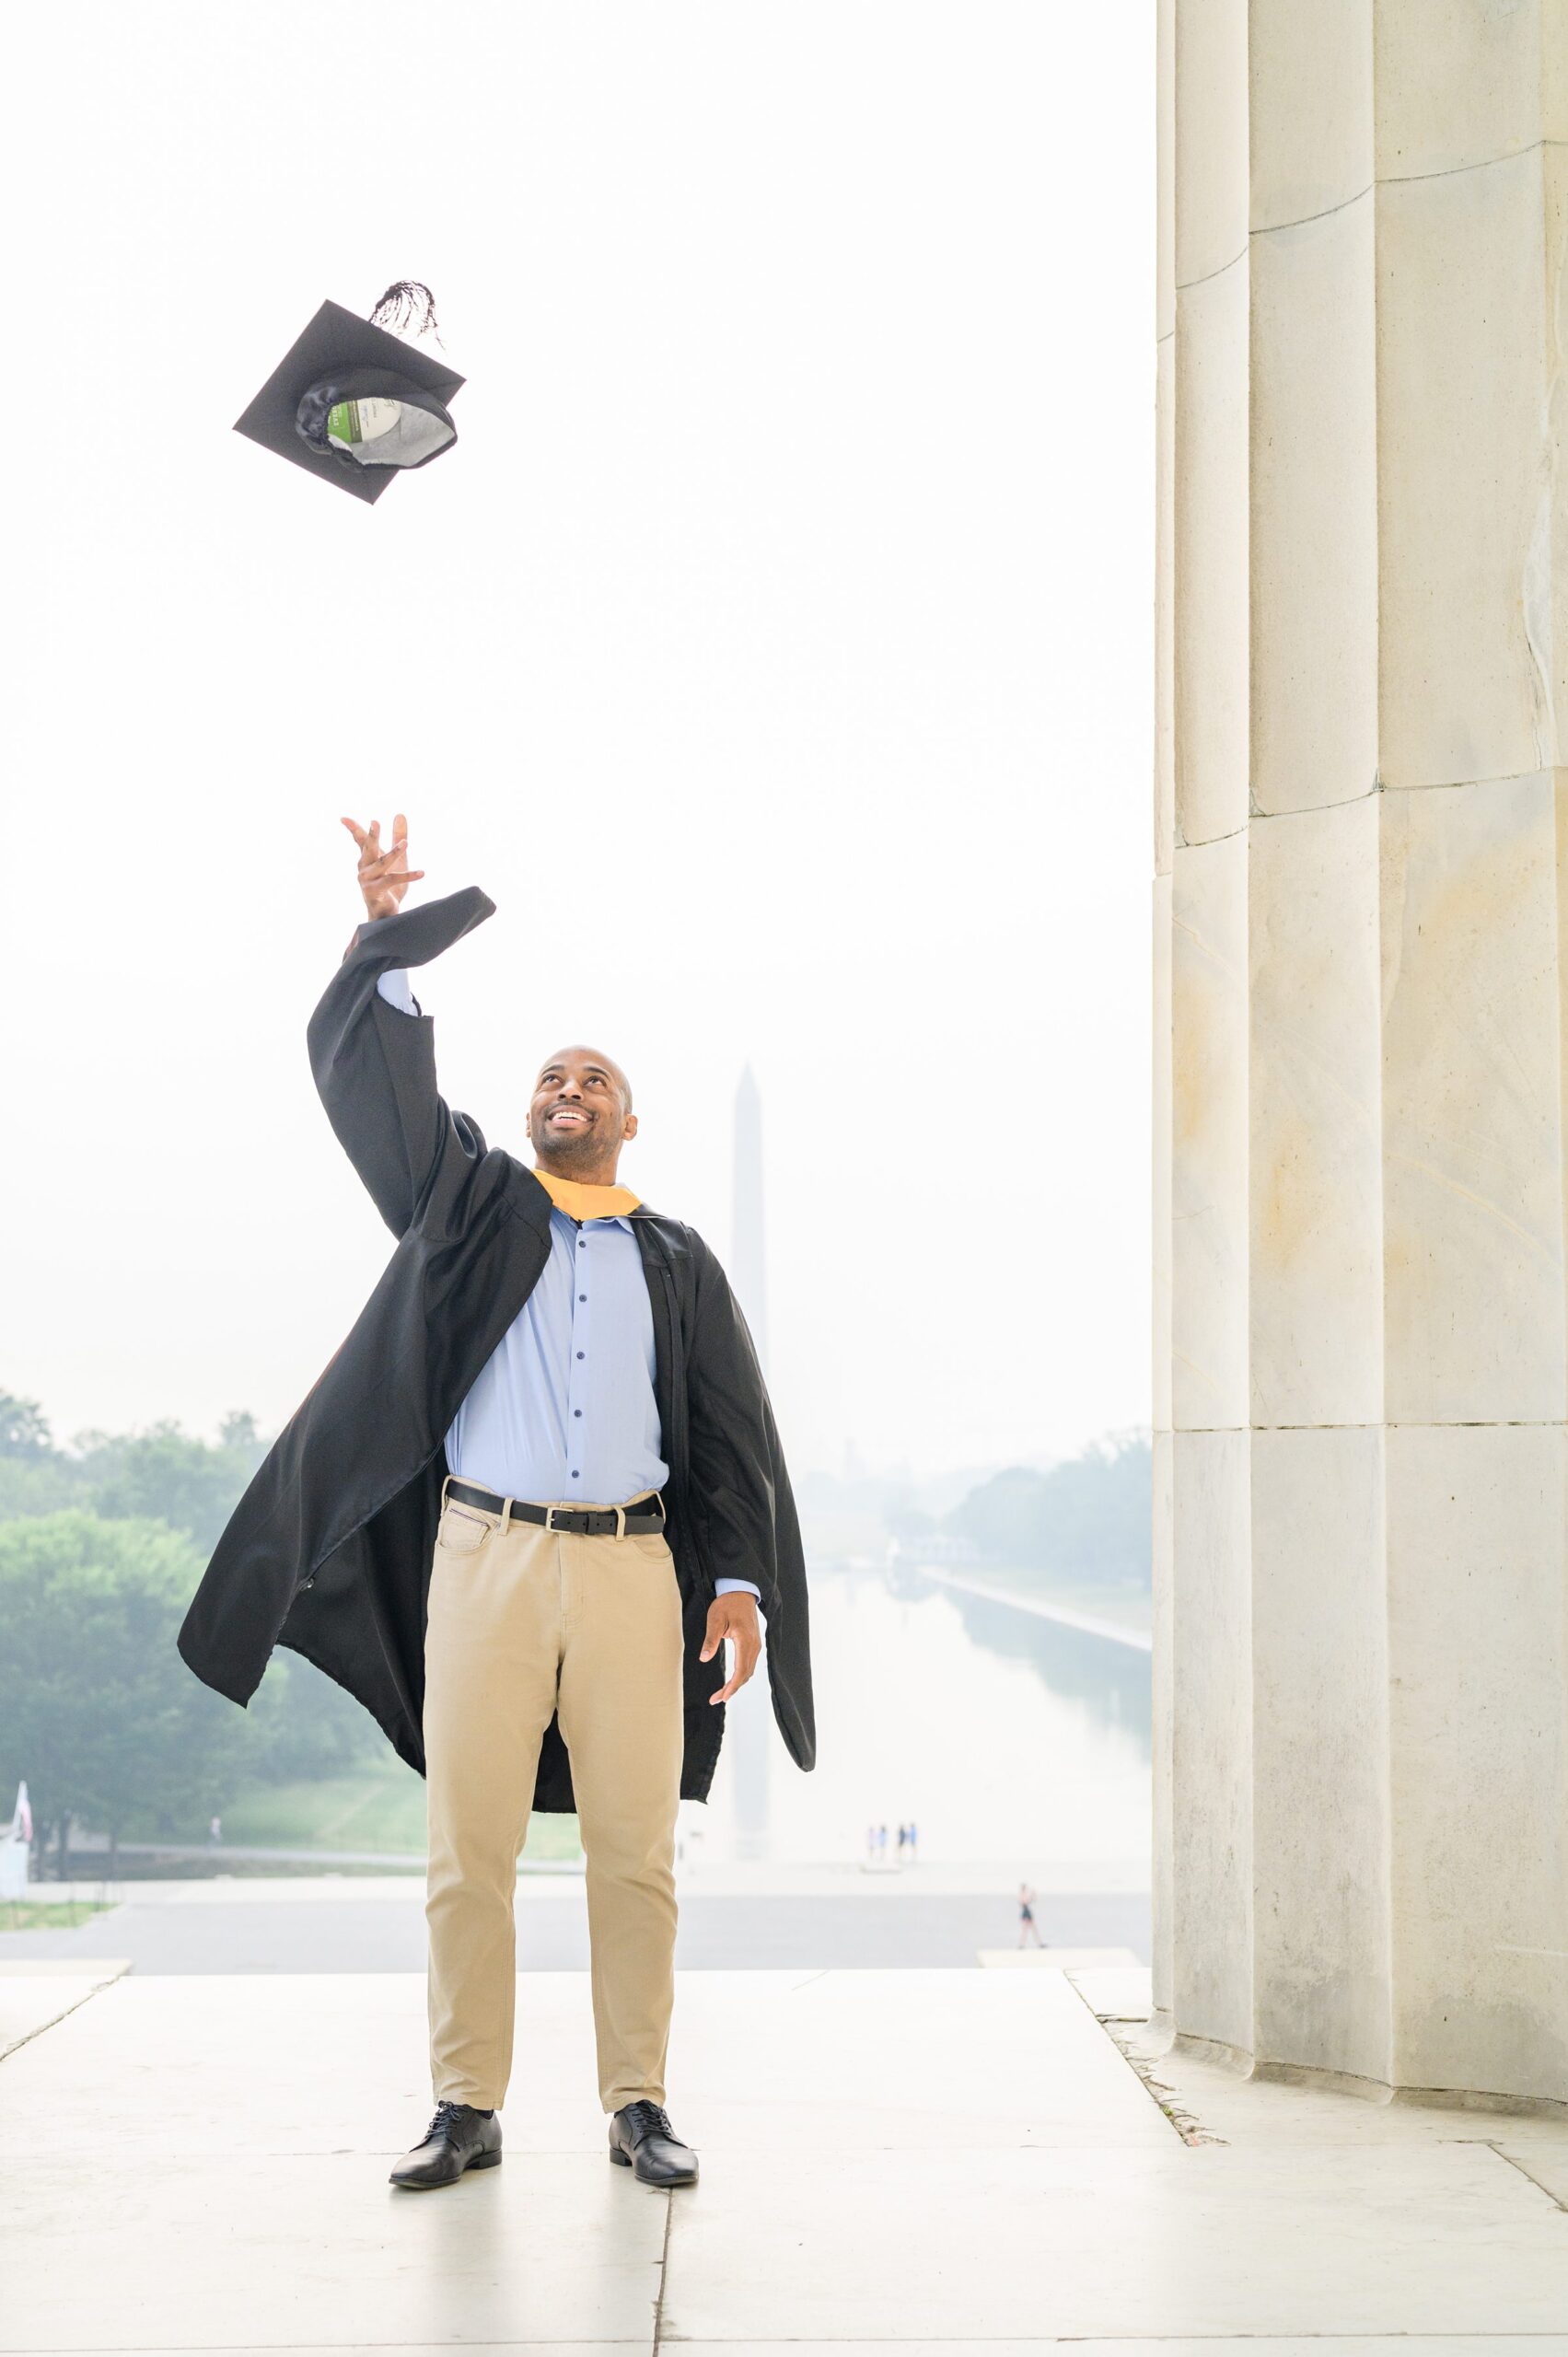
[306,886,496,1240]
[686,1237,788,1615]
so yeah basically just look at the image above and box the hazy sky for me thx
[6,2,1154,1480]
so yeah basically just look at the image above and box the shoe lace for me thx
[424,2100,470,2145]
[623,2099,673,2142]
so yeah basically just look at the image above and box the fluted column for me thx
[1154,0,1568,2101]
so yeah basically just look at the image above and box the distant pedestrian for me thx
[907,1820,919,1864]
[1017,1881,1042,1948]
[896,1823,908,1863]
[208,1815,222,1845]
[877,1822,889,1862]
[865,1823,877,1864]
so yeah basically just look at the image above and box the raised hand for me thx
[342,813,425,923]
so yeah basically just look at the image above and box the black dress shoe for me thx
[389,2099,503,2189]
[609,2099,698,2186]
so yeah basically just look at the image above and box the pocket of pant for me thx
[436,1504,492,1554]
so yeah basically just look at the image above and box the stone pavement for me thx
[6,1960,1568,2353]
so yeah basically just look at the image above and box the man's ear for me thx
[622,1111,639,1143]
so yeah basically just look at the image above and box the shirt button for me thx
[576,1351,585,1360]
[572,1470,580,1480]
[578,1293,587,1302]
[574,1410,583,1418]
[577,1240,587,1249]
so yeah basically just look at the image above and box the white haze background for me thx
[4,2,1155,1480]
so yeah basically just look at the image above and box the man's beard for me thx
[536,1116,600,1168]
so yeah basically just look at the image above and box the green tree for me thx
[0,1454,85,1520]
[0,1393,84,1517]
[246,1648,382,1784]
[0,1393,54,1459]
[77,1417,268,1554]
[0,1512,252,1876]
[0,1398,273,1540]
[942,1434,1153,1585]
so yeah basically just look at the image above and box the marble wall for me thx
[1155,0,1568,2101]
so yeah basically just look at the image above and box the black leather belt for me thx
[445,1477,667,1538]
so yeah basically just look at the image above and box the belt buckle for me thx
[543,1504,558,1533]
[614,1505,627,1539]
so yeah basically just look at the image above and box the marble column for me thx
[1154,0,1568,2101]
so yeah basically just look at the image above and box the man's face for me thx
[528,1046,636,1168]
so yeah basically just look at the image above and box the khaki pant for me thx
[423,1480,685,2112]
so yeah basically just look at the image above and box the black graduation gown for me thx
[175,887,815,1810]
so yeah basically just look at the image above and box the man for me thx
[177,816,814,2192]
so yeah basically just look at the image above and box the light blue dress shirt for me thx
[447,1201,668,1505]
[376,960,758,1600]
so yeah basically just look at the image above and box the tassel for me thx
[368,281,443,344]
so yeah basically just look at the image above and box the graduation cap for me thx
[234,283,465,505]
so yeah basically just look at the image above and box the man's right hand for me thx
[342,813,425,923]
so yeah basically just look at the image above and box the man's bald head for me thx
[528,1044,638,1182]
[540,1045,632,1117]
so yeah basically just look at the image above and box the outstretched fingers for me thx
[341,814,385,857]
[342,815,421,884]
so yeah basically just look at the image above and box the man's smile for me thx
[548,1107,592,1128]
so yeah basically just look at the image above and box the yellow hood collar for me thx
[530,1165,642,1222]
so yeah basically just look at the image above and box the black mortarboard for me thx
[233,293,466,505]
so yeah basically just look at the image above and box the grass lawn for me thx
[0,1898,114,1931]
[219,1759,582,1863]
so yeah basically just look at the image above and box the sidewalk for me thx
[6,1958,1568,2351]
[0,1874,1152,1975]
[21,1855,1153,1901]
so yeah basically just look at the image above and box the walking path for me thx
[918,1563,1154,1651]
[23,1856,1151,1902]
[7,1956,1568,2350]
[0,1872,1152,1974]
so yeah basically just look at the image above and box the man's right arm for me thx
[306,816,496,1238]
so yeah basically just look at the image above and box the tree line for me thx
[0,1393,378,1876]
[887,1432,1152,1585]
[0,1390,1153,1875]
